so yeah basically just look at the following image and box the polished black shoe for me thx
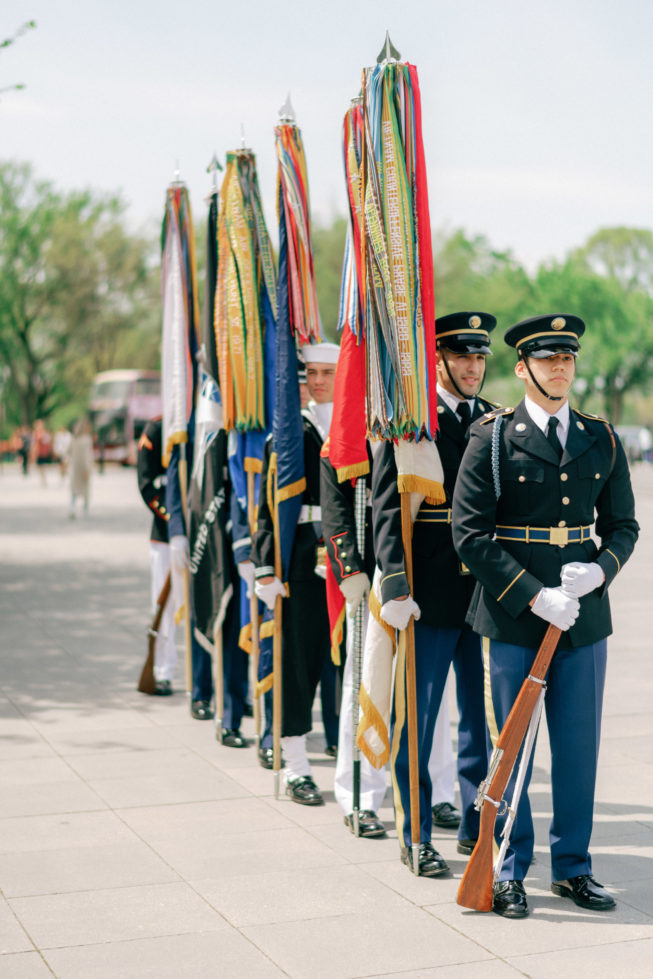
[456,838,477,856]
[325,744,338,759]
[285,776,324,806]
[154,679,173,696]
[190,700,214,721]
[400,842,449,877]
[220,728,247,748]
[344,810,386,838]
[551,874,616,911]
[493,880,529,918]
[432,801,461,829]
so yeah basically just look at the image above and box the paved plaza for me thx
[1,459,653,978]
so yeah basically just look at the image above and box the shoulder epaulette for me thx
[573,407,609,425]
[480,406,514,425]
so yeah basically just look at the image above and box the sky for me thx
[2,0,653,269]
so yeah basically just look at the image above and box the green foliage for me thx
[0,162,159,432]
[312,217,347,341]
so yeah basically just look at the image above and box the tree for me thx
[530,254,653,422]
[312,217,347,341]
[0,162,158,430]
[1,20,36,96]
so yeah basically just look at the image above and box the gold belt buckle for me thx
[549,526,569,547]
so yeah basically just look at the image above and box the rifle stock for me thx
[456,624,561,910]
[138,570,172,695]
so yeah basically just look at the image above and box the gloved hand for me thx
[531,586,580,631]
[560,561,605,598]
[169,535,190,573]
[340,572,371,617]
[380,596,421,631]
[254,576,286,611]
[237,560,256,599]
[314,563,327,580]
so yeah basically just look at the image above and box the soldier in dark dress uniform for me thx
[452,314,639,917]
[137,417,176,695]
[252,344,340,804]
[372,311,497,875]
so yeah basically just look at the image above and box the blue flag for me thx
[272,188,305,582]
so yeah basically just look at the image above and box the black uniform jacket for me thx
[137,417,169,543]
[452,400,639,648]
[320,446,375,585]
[252,416,324,583]
[372,396,495,628]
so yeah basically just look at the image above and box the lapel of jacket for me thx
[562,409,597,465]
[505,400,560,465]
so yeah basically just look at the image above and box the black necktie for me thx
[457,401,472,432]
[547,416,563,460]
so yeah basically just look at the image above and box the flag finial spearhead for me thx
[376,30,401,64]
[278,92,296,124]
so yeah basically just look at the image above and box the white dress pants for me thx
[149,541,177,682]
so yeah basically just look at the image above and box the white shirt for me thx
[523,396,570,450]
[436,383,475,418]
[304,400,333,441]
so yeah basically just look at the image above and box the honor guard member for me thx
[452,314,639,918]
[137,416,176,695]
[373,311,497,876]
[253,343,340,804]
[321,444,387,836]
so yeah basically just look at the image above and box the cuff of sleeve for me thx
[255,566,275,580]
[498,570,543,619]
[596,550,619,591]
[380,571,410,604]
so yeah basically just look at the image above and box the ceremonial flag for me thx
[160,183,200,466]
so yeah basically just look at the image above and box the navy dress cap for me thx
[435,311,497,355]
[505,314,585,358]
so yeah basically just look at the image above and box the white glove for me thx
[340,572,371,616]
[560,561,605,599]
[237,560,256,599]
[531,586,580,631]
[314,563,327,580]
[254,576,286,611]
[380,596,421,631]
[169,535,190,573]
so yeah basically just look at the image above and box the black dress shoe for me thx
[220,729,247,748]
[551,874,616,911]
[285,776,324,806]
[432,801,461,829]
[325,745,338,759]
[344,810,386,838]
[154,680,173,696]
[493,880,529,918]
[400,842,449,877]
[456,838,477,856]
[190,700,214,721]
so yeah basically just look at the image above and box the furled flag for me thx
[160,183,200,467]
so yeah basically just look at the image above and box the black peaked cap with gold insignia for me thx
[435,311,496,355]
[504,314,585,359]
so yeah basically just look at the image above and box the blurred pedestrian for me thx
[68,419,94,518]
[31,419,53,485]
[54,426,73,479]
[17,426,31,476]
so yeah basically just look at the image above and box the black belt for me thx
[495,524,592,547]
[415,508,451,524]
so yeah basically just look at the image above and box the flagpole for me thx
[178,448,194,695]
[272,460,283,799]
[351,476,367,836]
[400,493,421,875]
[247,470,262,747]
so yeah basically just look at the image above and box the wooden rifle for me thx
[138,571,172,694]
[456,623,561,910]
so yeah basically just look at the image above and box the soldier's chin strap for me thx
[440,349,487,400]
[521,355,564,402]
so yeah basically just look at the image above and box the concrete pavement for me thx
[1,460,652,978]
